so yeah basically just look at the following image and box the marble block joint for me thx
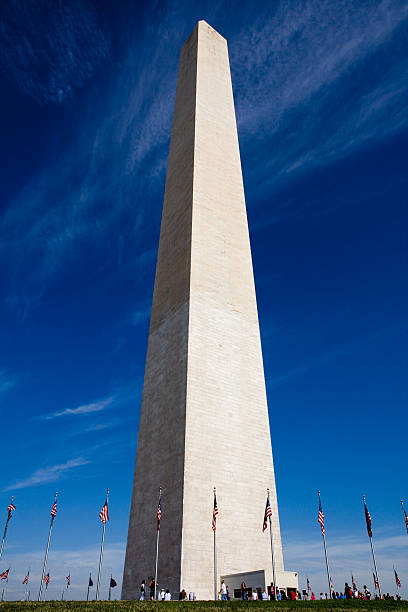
[122,20,298,600]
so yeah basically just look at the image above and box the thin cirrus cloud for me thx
[1,542,124,600]
[0,7,178,308]
[3,457,89,491]
[284,532,408,595]
[2,0,407,308]
[0,369,15,396]
[0,0,110,104]
[230,0,408,185]
[42,396,114,420]
[269,324,404,389]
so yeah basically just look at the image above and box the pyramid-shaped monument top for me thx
[122,21,297,600]
[195,20,226,39]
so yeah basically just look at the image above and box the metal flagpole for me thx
[267,489,277,600]
[154,487,162,601]
[213,487,217,601]
[38,492,58,602]
[322,529,332,597]
[401,500,408,535]
[0,497,14,563]
[154,528,160,600]
[364,495,381,598]
[318,491,332,598]
[96,489,109,601]
[369,535,381,597]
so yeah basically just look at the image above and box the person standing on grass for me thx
[220,580,227,601]
[148,578,156,600]
[180,589,187,601]
[140,580,146,601]
[364,585,371,600]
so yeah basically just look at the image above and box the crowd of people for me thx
[138,579,197,601]
[137,578,403,602]
[218,580,404,603]
[319,583,403,602]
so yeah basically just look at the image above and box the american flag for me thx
[364,499,372,537]
[99,497,109,524]
[157,492,162,531]
[0,569,9,581]
[51,501,57,517]
[66,574,71,587]
[263,493,272,532]
[212,492,218,531]
[307,578,311,592]
[318,495,325,534]
[43,573,50,588]
[22,571,29,585]
[401,501,408,535]
[394,569,401,589]
[373,572,379,591]
[7,500,16,519]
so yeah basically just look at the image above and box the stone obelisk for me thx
[122,21,297,600]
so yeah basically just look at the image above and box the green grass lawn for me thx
[0,601,407,611]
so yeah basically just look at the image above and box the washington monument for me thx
[122,21,297,600]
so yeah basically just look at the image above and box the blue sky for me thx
[0,0,407,601]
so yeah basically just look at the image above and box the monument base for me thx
[221,569,299,600]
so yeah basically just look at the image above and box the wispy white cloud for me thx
[4,457,89,491]
[284,531,408,597]
[68,416,136,437]
[131,306,151,326]
[2,0,407,308]
[0,0,110,104]
[231,0,408,180]
[0,369,16,396]
[43,396,114,420]
[1,542,124,601]
[269,324,405,388]
[0,5,179,309]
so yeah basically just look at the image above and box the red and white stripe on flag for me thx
[318,496,325,534]
[99,500,109,523]
[157,494,162,531]
[263,495,272,532]
[51,502,57,517]
[212,495,219,531]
